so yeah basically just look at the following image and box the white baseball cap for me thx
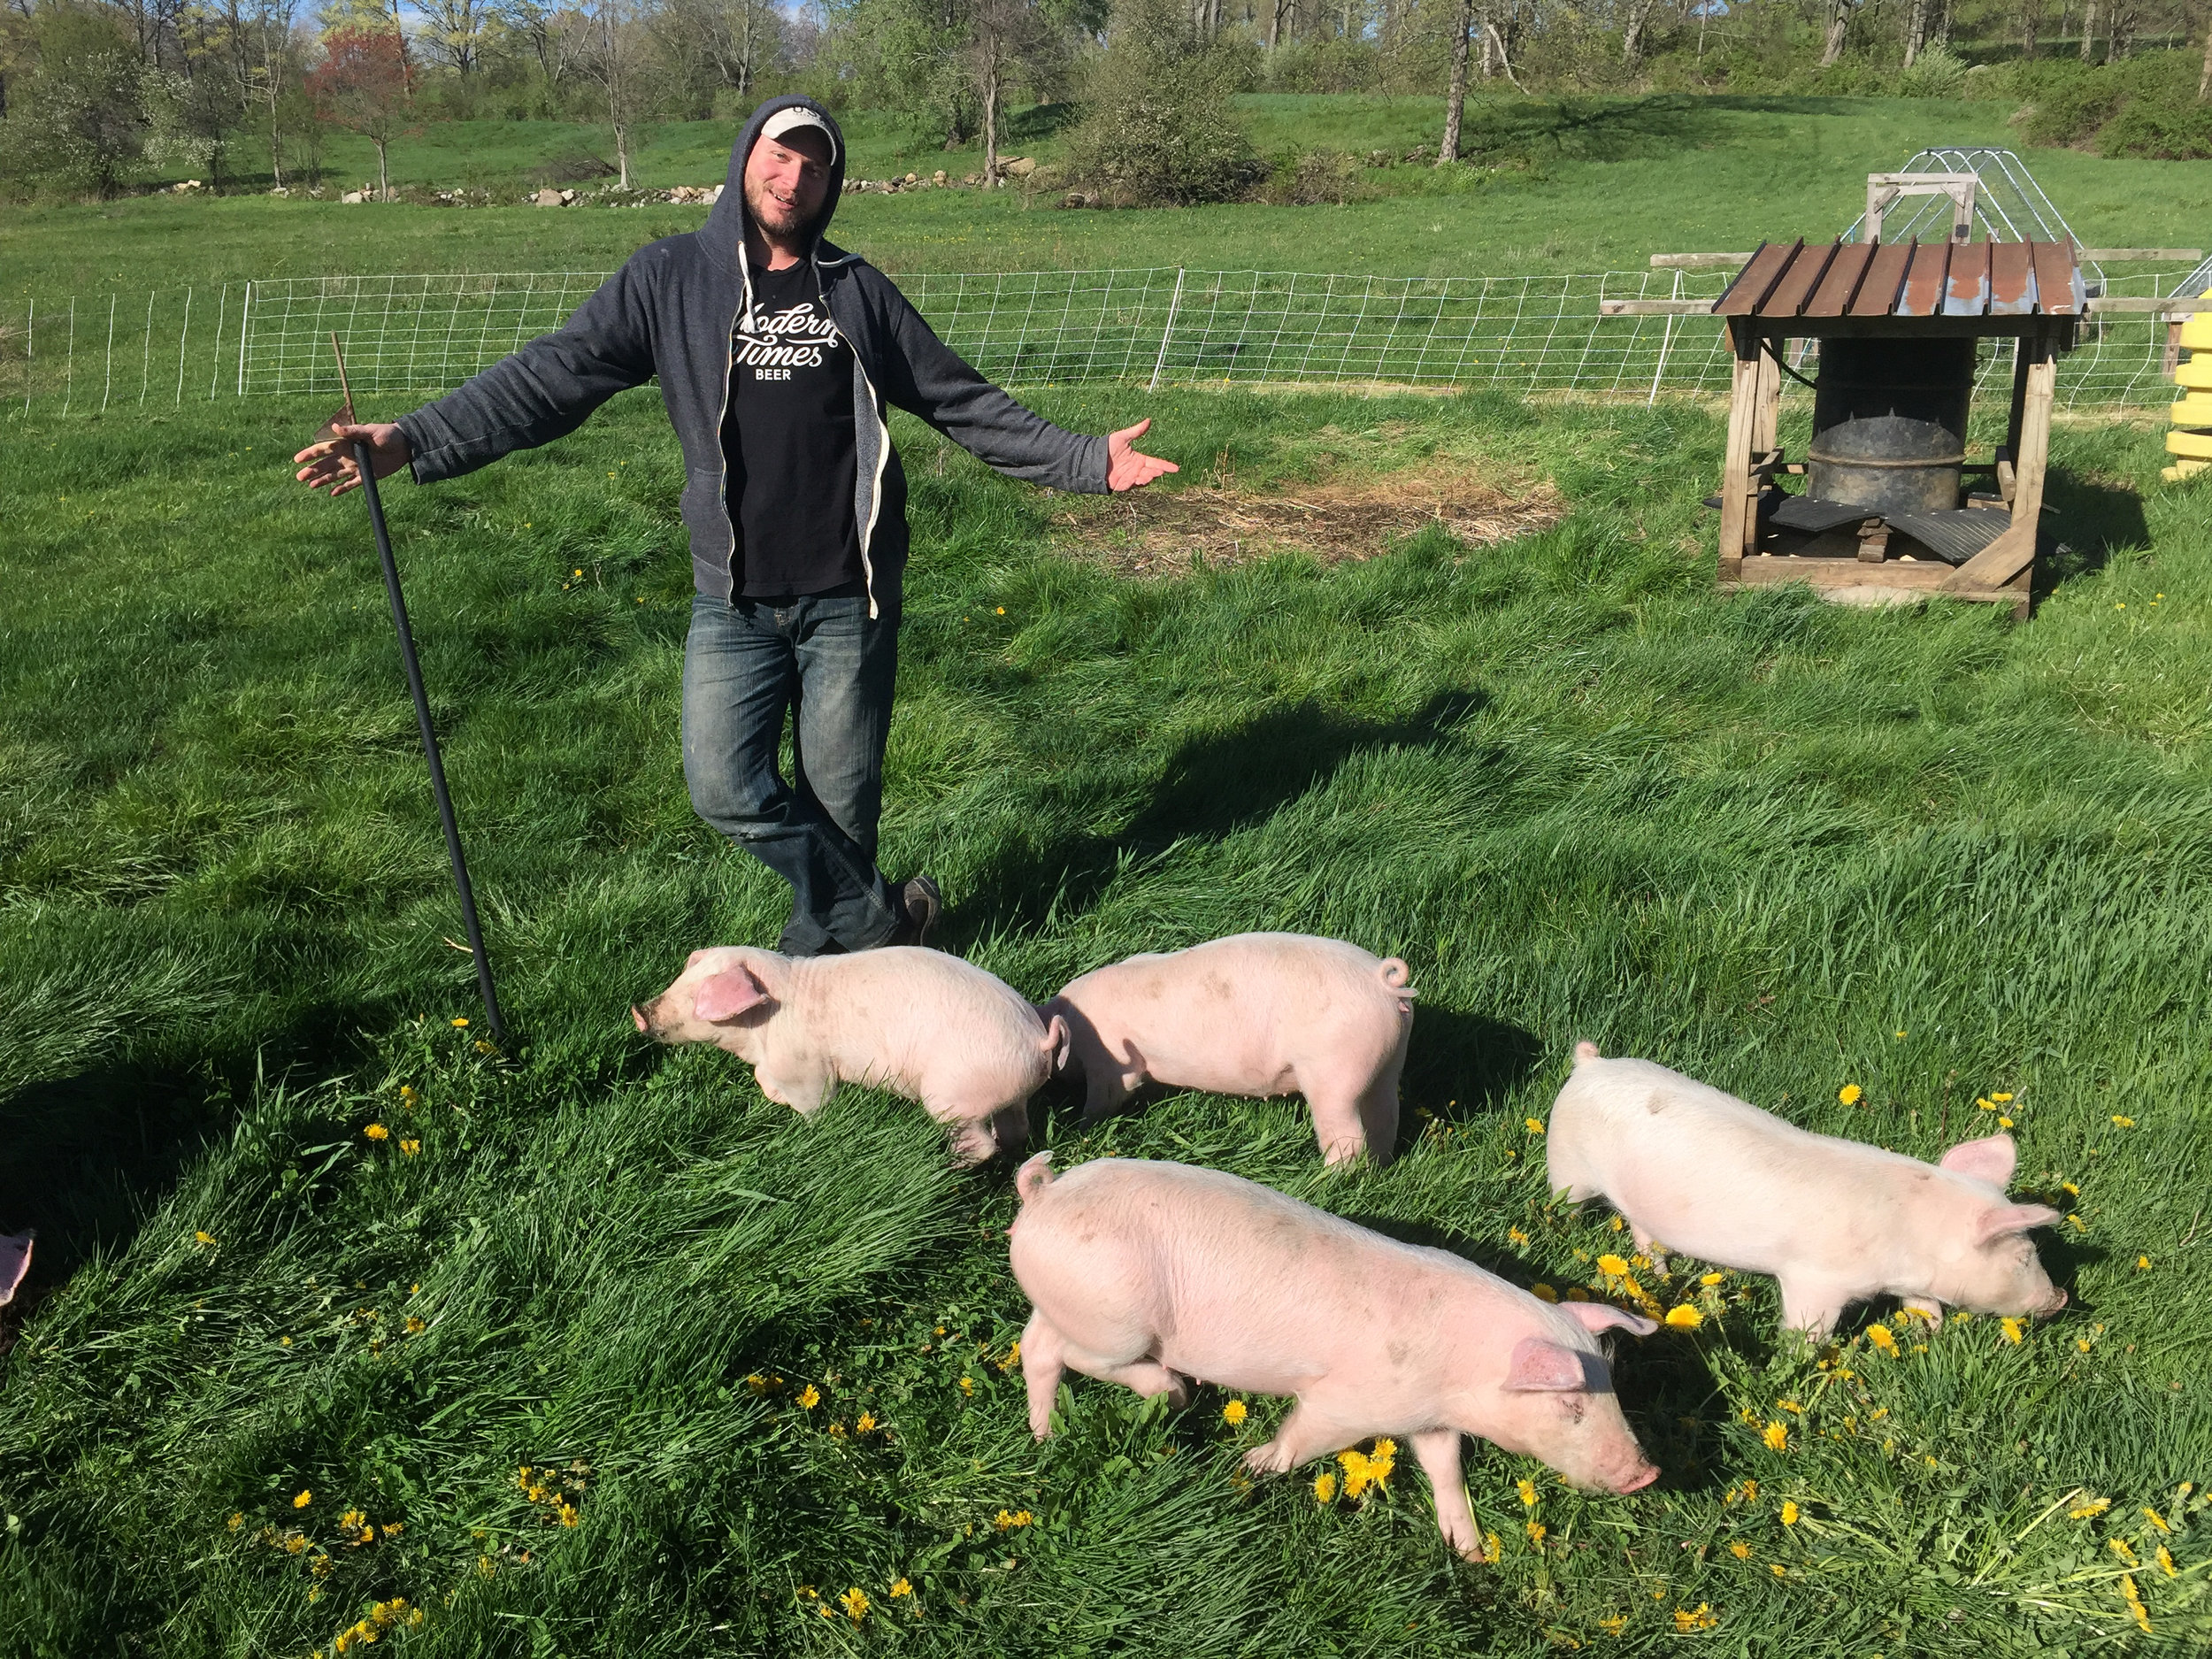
[759,107,839,166]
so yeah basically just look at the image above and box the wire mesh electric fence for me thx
[1,266,2195,418]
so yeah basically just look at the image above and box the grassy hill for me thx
[10,92,2212,300]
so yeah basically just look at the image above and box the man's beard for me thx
[747,179,810,240]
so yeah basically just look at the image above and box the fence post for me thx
[22,299,31,414]
[209,285,227,399]
[140,292,155,403]
[1148,267,1186,393]
[1647,267,1680,407]
[63,298,75,416]
[102,296,116,412]
[176,288,192,404]
[236,281,252,396]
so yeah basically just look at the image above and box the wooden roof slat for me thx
[1987,242,2037,315]
[1896,241,1953,317]
[1943,242,1992,317]
[2032,241,2081,315]
[1757,241,1839,318]
[1848,241,1916,317]
[1714,241,1801,317]
[1801,241,1877,318]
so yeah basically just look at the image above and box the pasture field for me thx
[3,365,2211,1656]
[12,92,2212,299]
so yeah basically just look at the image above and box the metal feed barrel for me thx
[2164,292,2212,482]
[1807,337,1977,517]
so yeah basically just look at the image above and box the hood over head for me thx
[706,94,848,268]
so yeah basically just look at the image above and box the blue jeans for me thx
[681,592,904,956]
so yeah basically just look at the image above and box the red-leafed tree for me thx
[306,26,411,200]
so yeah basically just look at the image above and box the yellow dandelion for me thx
[841,1586,869,1621]
[2077,1336,2093,1353]
[1976,1097,1995,1112]
[1700,1271,1724,1286]
[1770,1563,1786,1578]
[996,1342,1021,1372]
[1526,1521,1547,1546]
[1518,1478,1539,1508]
[995,606,1006,615]
[1992,1092,2013,1103]
[1780,1501,1799,1525]
[399,1140,420,1156]
[2121,1573,2151,1633]
[1740,1479,1758,1501]
[797,1385,820,1408]
[1763,1422,1788,1452]
[2070,1496,2112,1519]
[1866,1324,1896,1354]
[1596,1253,1630,1278]
[1838,1085,1862,1106]
[1598,1614,1627,1635]
[1673,1603,1717,1632]
[1509,1226,1531,1248]
[451,1018,468,1027]
[1664,1303,1703,1329]
[1483,1532,1502,1562]
[1610,1216,1624,1232]
[957,1377,975,1397]
[856,1411,879,1432]
[2111,1539,2140,1566]
[2158,1545,2177,1577]
[2112,1115,2136,1128]
[2144,1507,2171,1533]
[1998,1116,2014,1128]
[364,1123,389,1141]
[403,1317,424,1334]
[1313,1471,1337,1503]
[1531,1282,1558,1302]
[744,1374,768,1394]
[2139,1256,2153,1271]
[1730,1540,1752,1559]
[994,1509,1033,1530]
[1222,1399,1248,1426]
[1525,1118,1546,1134]
[294,1490,312,1509]
[889,1578,912,1597]
[194,1230,218,1246]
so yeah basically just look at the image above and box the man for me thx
[296,96,1174,956]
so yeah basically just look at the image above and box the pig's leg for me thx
[1307,1087,1369,1167]
[1411,1429,1484,1561]
[1078,1041,1145,1125]
[1243,1396,1362,1475]
[1629,1223,1669,1272]
[1901,1295,1942,1326]
[755,1060,836,1115]
[1778,1276,1853,1337]
[1021,1311,1068,1440]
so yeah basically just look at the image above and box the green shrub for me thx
[1257,147,1369,205]
[1897,43,1968,99]
[0,4,150,200]
[1063,0,1261,204]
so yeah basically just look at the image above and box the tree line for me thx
[4,0,2211,201]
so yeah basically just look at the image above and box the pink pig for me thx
[1547,1044,2070,1335]
[1010,1155,1659,1558]
[1040,933,1416,1165]
[634,947,1068,1164]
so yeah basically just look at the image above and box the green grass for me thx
[3,375,2210,1655]
[13,91,2212,301]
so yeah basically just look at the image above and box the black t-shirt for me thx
[723,257,864,599]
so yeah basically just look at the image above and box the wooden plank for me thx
[1848,241,1916,317]
[1717,326,1762,580]
[1715,242,1800,317]
[1947,336,2055,591]
[1758,242,1838,319]
[2032,242,2081,315]
[2084,296,2208,315]
[2078,248,2203,262]
[1752,342,1783,455]
[1725,557,2027,611]
[1943,241,1992,316]
[1896,241,1952,317]
[1599,299,1717,316]
[1987,242,2036,316]
[1802,241,1877,318]
[1650,252,1756,269]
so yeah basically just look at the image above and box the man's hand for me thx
[294,421,411,498]
[1106,418,1178,493]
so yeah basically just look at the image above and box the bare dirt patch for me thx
[1051,460,1563,577]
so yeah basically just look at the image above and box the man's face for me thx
[743,128,833,243]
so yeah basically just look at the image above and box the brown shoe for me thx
[891,874,941,948]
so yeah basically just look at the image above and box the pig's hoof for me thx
[1240,1443,1291,1476]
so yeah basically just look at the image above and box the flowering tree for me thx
[306,25,411,198]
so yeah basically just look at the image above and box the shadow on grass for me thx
[950,687,1489,944]
[2036,467,2153,596]
[1404,1008,1544,1143]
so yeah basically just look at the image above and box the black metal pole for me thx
[353,442,507,1043]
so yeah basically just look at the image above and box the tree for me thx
[307,24,411,196]
[576,0,651,188]
[1064,0,1255,204]
[964,0,1068,183]
[1440,0,1471,160]
[4,5,150,197]
[1819,0,1853,65]
[415,0,488,80]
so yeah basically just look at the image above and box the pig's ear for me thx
[1939,1133,2017,1188]
[694,965,770,1024]
[1559,1302,1658,1339]
[1502,1336,1589,1394]
[1977,1202,2062,1243]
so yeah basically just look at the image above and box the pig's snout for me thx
[2038,1287,2069,1318]
[631,1002,655,1036]
[1617,1462,1660,1494]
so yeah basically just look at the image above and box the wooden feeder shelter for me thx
[1706,235,2083,618]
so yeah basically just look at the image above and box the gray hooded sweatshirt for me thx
[395,96,1110,616]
